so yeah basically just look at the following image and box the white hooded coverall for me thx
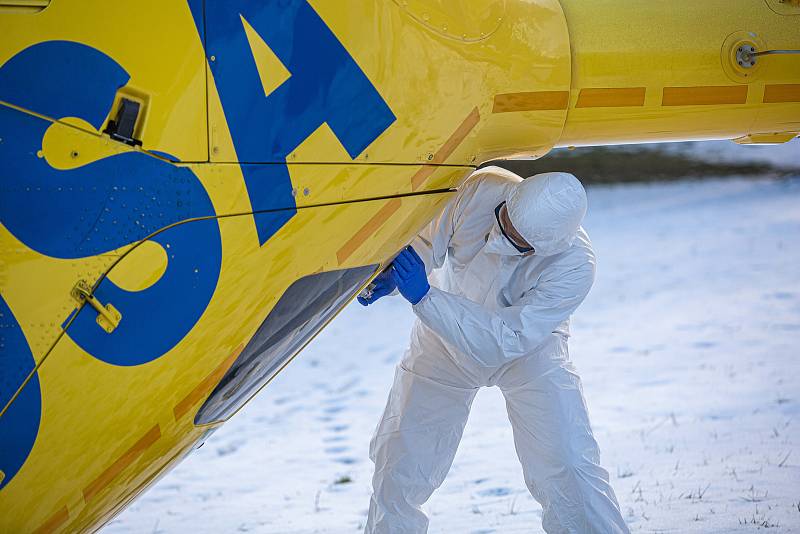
[366,167,629,533]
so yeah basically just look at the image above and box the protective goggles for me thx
[494,201,535,254]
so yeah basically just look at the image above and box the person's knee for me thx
[522,428,603,490]
[372,465,437,510]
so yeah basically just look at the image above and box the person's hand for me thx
[357,267,396,306]
[390,246,430,305]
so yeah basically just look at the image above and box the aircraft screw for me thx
[71,150,79,158]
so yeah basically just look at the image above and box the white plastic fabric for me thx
[366,167,629,533]
[506,171,588,257]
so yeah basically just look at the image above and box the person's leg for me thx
[497,336,629,534]
[366,324,478,533]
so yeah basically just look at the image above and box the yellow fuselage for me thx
[0,1,797,532]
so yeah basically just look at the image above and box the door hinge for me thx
[71,280,122,333]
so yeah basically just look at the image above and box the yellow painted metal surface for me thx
[0,1,798,533]
[0,1,208,161]
[556,0,800,146]
[733,131,799,144]
[5,192,458,534]
[764,0,800,15]
[208,0,571,163]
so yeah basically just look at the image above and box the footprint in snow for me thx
[272,395,295,405]
[334,377,360,394]
[477,487,513,497]
[216,440,245,457]
[319,396,361,464]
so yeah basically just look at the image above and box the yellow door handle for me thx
[70,280,122,333]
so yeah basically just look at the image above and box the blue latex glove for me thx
[390,246,430,305]
[357,267,396,306]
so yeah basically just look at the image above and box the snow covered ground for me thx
[106,174,800,533]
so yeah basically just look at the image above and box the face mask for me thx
[484,223,524,256]
[494,201,534,254]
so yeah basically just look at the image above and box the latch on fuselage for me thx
[70,280,122,333]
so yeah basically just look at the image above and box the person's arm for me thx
[409,174,482,275]
[412,263,595,367]
[408,204,455,276]
[360,178,478,305]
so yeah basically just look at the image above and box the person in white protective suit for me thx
[357,166,629,533]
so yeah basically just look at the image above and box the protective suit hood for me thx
[505,172,587,257]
